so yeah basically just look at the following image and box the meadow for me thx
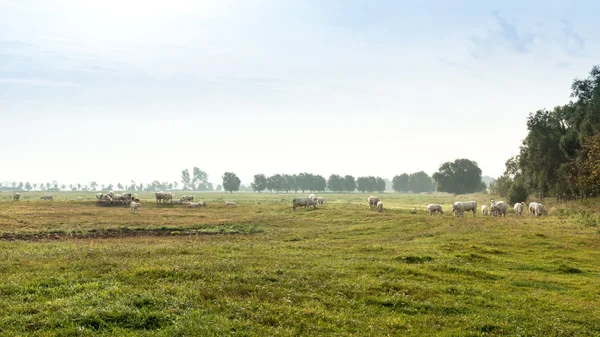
[1,191,599,336]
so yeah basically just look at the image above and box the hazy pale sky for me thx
[1,0,598,187]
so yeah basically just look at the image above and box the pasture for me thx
[1,192,600,336]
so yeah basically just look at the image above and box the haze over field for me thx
[1,0,599,186]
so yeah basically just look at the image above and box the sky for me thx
[1,0,599,187]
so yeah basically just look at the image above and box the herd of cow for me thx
[10,191,548,217]
[427,200,548,217]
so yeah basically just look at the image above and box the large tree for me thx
[251,174,268,193]
[433,159,483,194]
[222,172,241,193]
[392,174,409,192]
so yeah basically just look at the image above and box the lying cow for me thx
[377,201,383,212]
[224,201,236,206]
[188,202,202,208]
[427,204,443,216]
[452,201,477,217]
[40,196,54,201]
[293,198,316,211]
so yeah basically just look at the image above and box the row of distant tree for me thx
[2,159,490,195]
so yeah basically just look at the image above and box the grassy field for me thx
[1,192,600,336]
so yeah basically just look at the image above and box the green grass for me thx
[1,192,600,336]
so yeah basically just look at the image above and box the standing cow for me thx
[293,198,316,211]
[13,192,20,201]
[452,201,477,217]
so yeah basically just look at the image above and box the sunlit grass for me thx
[1,192,599,336]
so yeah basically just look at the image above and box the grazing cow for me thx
[198,201,207,206]
[181,195,195,202]
[481,205,489,216]
[13,192,20,201]
[377,201,383,212]
[513,202,525,216]
[427,204,443,216]
[155,192,173,204]
[530,202,547,216]
[369,197,380,208]
[130,201,141,212]
[76,196,82,201]
[224,201,236,206]
[40,196,54,200]
[317,197,325,205]
[452,201,477,217]
[188,202,201,208]
[292,198,316,211]
[490,201,508,217]
[528,202,538,216]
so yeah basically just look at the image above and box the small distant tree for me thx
[90,182,98,191]
[18,182,24,190]
[392,174,409,192]
[11,182,16,188]
[409,171,434,193]
[495,175,513,198]
[25,182,32,191]
[222,172,241,193]
[216,184,223,192]
[343,175,356,193]
[192,167,209,190]
[117,183,123,190]
[327,174,344,192]
[181,169,191,190]
[77,183,82,190]
[375,177,386,193]
[33,183,37,190]
[251,174,268,193]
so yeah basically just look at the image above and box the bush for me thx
[508,182,529,205]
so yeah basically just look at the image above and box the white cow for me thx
[490,201,508,217]
[188,202,201,208]
[530,202,547,216]
[369,197,380,208]
[130,201,141,212]
[481,205,489,216]
[377,201,383,212]
[427,204,443,216]
[317,197,325,205]
[76,196,82,201]
[308,194,315,200]
[452,201,477,217]
[513,202,525,216]
[224,201,236,206]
